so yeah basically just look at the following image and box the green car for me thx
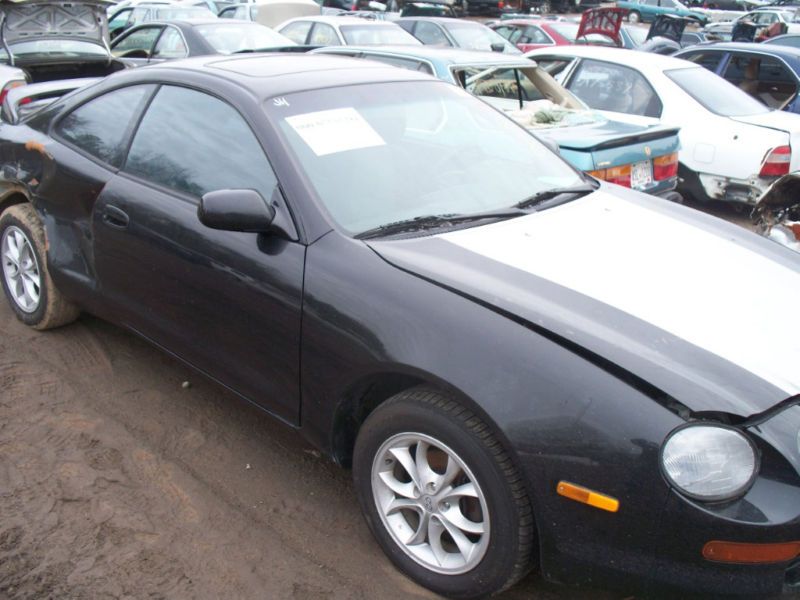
[616,0,708,25]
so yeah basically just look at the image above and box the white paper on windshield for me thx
[285,108,385,156]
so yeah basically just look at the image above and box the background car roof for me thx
[110,53,433,97]
[322,44,534,65]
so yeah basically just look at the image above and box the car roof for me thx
[496,18,565,26]
[688,40,800,58]
[114,53,432,97]
[283,15,395,25]
[320,44,533,65]
[397,16,474,23]
[526,45,697,71]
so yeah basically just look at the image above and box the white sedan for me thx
[276,15,421,46]
[527,46,800,205]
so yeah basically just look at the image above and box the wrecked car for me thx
[1,54,799,600]
[529,45,800,204]
[315,46,681,198]
[0,0,127,104]
[753,171,800,251]
[637,13,697,53]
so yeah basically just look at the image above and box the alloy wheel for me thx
[371,432,490,575]
[2,225,41,313]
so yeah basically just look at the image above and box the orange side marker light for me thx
[556,481,619,513]
[703,541,800,564]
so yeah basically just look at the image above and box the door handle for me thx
[102,205,129,229]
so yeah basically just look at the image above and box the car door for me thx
[90,84,305,424]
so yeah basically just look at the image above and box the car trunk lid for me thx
[0,0,112,49]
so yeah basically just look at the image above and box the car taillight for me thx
[0,80,26,105]
[760,145,791,177]
[588,164,631,187]
[653,152,678,181]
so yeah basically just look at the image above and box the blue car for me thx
[313,46,682,198]
[675,42,800,113]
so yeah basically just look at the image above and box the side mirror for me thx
[198,189,275,232]
[490,42,506,53]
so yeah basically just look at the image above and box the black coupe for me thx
[0,55,798,598]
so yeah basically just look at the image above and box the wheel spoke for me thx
[438,513,477,563]
[25,269,40,289]
[378,470,418,500]
[438,455,462,490]
[385,497,420,516]
[427,517,448,566]
[443,482,478,500]
[21,274,38,305]
[414,440,436,489]
[440,504,485,535]
[389,445,422,492]
[407,511,429,546]
[3,249,17,268]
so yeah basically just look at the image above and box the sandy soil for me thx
[0,301,611,600]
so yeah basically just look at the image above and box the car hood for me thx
[367,186,800,417]
[0,0,112,48]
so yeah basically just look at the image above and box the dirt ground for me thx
[0,302,615,600]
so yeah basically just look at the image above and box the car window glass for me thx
[765,34,800,47]
[309,23,340,45]
[280,21,313,44]
[459,67,543,102]
[250,6,260,19]
[680,50,724,71]
[109,9,134,30]
[153,28,188,58]
[534,57,574,80]
[57,85,153,168]
[567,60,662,117]
[644,0,658,6]
[125,86,278,199]
[413,21,449,45]
[492,25,515,40]
[131,7,149,25]
[219,7,235,17]
[521,26,551,44]
[666,66,769,115]
[723,53,798,109]
[112,26,162,56]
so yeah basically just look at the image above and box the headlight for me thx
[661,425,758,502]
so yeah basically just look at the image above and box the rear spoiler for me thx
[2,77,101,123]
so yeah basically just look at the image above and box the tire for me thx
[0,204,79,330]
[628,10,641,23]
[353,388,534,599]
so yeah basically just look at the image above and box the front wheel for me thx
[353,388,534,599]
[628,10,641,23]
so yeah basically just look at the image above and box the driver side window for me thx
[112,26,163,57]
[153,28,188,59]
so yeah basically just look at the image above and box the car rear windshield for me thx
[666,67,770,116]
[265,81,582,236]
[195,23,294,53]
[339,24,420,45]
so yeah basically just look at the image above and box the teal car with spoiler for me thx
[312,46,681,199]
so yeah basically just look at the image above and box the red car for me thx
[490,9,638,52]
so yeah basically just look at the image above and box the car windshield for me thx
[445,22,519,53]
[340,24,420,44]
[0,40,108,61]
[666,67,770,116]
[265,81,582,236]
[196,23,295,52]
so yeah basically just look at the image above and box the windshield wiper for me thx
[515,182,597,210]
[355,208,525,240]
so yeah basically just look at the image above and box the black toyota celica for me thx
[0,55,798,598]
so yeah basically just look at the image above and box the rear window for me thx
[666,67,770,116]
[340,24,420,45]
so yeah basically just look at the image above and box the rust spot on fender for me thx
[24,140,51,159]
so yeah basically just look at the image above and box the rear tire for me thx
[0,204,79,330]
[353,388,535,599]
[628,10,641,23]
